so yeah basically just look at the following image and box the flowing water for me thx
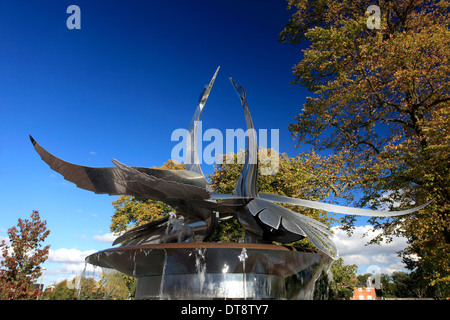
[238,248,248,299]
[194,248,207,294]
[158,249,168,299]
[75,262,87,299]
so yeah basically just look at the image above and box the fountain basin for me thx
[86,243,333,300]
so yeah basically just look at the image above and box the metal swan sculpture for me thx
[30,67,431,258]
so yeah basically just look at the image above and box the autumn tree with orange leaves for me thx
[280,0,449,296]
[0,211,50,299]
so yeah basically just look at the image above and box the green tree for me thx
[356,273,373,287]
[46,276,112,300]
[74,276,106,300]
[402,255,441,298]
[379,273,395,298]
[48,280,76,300]
[0,210,50,300]
[280,0,449,295]
[98,269,134,300]
[330,257,358,299]
[390,271,416,298]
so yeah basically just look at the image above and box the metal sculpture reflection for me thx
[30,67,430,258]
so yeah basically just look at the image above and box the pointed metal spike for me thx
[185,66,220,178]
[229,77,258,198]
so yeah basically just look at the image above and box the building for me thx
[351,287,377,300]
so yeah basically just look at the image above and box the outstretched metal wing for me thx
[30,136,209,202]
[228,78,431,259]
[29,67,251,246]
[259,192,432,217]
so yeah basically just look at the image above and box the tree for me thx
[379,273,395,298]
[46,277,104,300]
[391,271,417,298]
[402,255,441,298]
[330,257,358,299]
[0,210,50,299]
[280,0,449,294]
[48,280,76,300]
[98,269,134,300]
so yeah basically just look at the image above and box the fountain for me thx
[85,243,333,300]
[30,67,430,299]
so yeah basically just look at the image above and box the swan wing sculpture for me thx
[30,67,247,245]
[30,68,431,258]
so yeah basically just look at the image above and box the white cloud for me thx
[331,225,409,274]
[42,261,102,287]
[47,262,98,275]
[93,233,117,243]
[48,248,97,263]
[42,248,103,286]
[41,237,117,286]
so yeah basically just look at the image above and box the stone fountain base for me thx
[86,243,333,300]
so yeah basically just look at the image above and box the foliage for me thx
[373,271,440,298]
[280,0,449,294]
[45,277,101,300]
[330,258,358,299]
[98,269,135,300]
[390,271,417,298]
[0,210,50,300]
[356,273,373,287]
[46,280,77,300]
[75,276,105,300]
[44,273,134,300]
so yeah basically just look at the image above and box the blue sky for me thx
[0,1,408,286]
